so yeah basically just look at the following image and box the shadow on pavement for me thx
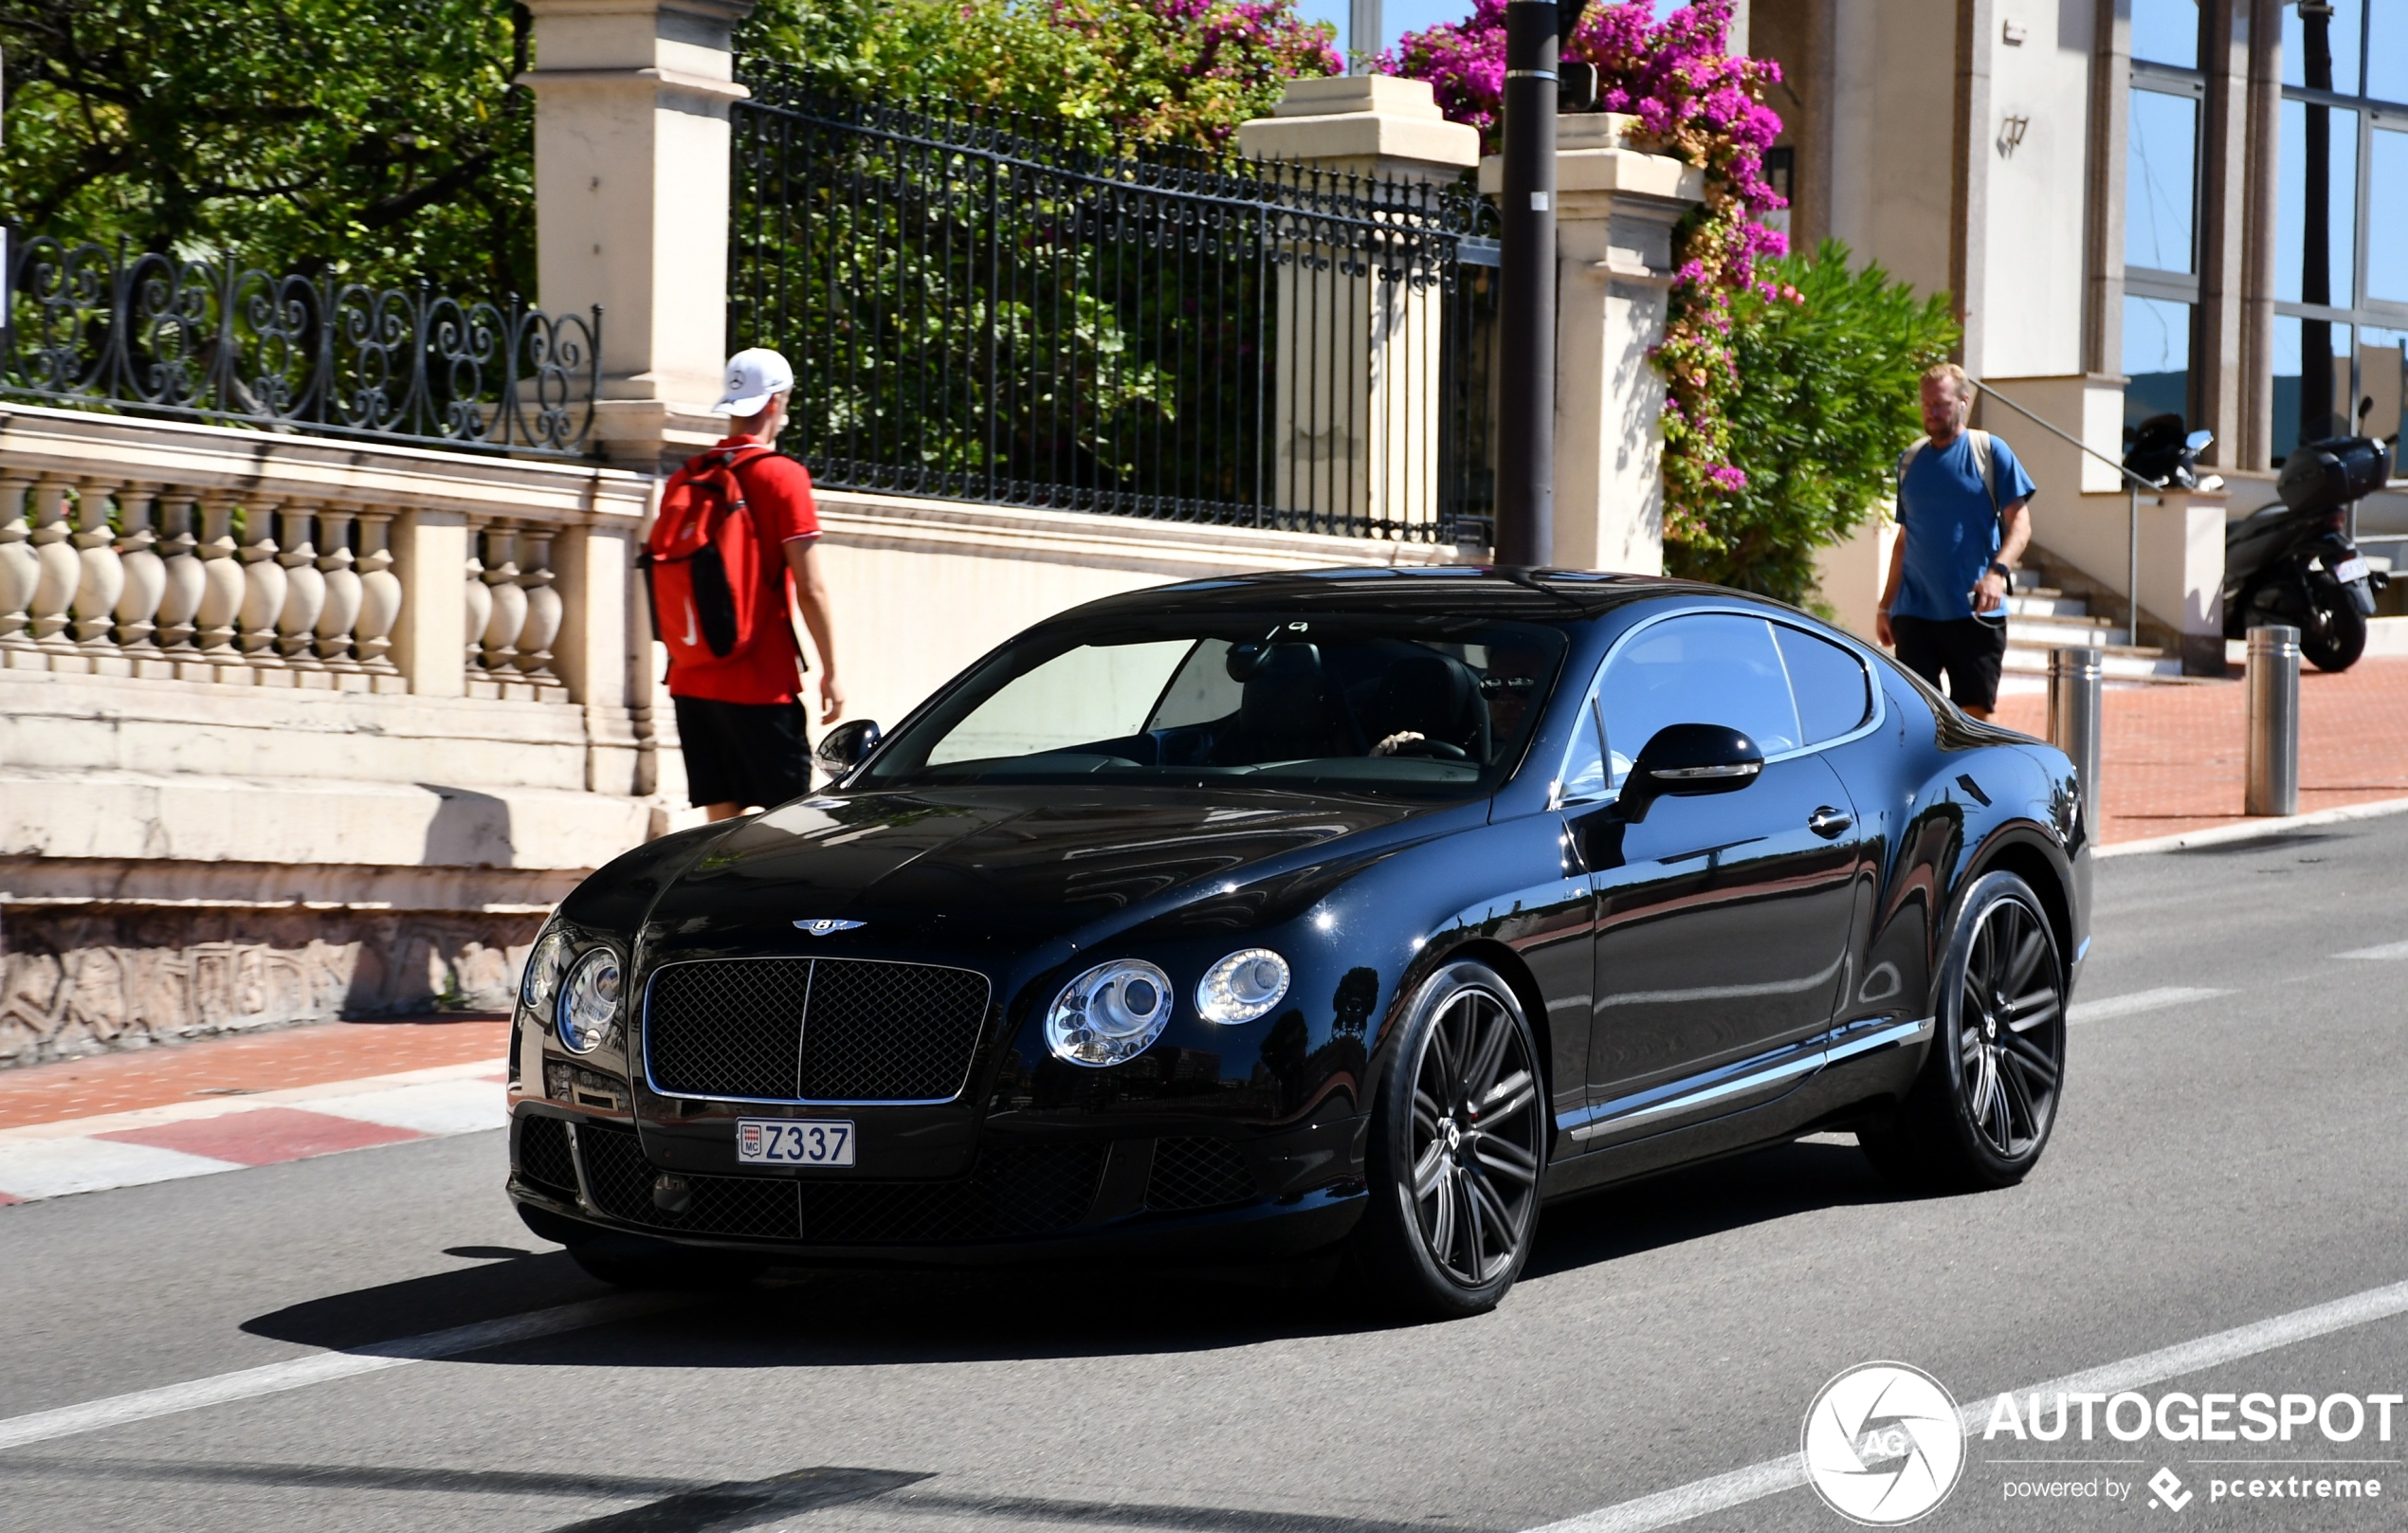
[242,1138,1911,1367]
[1523,1137,1906,1280]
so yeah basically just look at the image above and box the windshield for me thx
[859,614,1571,798]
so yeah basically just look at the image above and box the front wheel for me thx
[1861,871,2066,1192]
[1350,960,1546,1319]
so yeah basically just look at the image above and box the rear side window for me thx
[1596,613,1803,784]
[1773,623,1874,745]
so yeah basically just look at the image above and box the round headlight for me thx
[521,928,572,1013]
[555,946,622,1055]
[1195,947,1291,1025]
[1045,959,1174,1068]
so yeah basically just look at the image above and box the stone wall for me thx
[0,903,542,1065]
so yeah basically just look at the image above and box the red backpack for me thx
[639,444,778,665]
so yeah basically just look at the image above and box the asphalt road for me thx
[6,812,2408,1533]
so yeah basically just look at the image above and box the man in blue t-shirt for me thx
[1875,363,2035,720]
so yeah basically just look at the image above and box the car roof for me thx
[1054,566,1728,624]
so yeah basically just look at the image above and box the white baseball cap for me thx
[715,347,795,415]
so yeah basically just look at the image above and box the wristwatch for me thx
[1988,560,2012,579]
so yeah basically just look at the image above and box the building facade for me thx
[1750,0,2405,480]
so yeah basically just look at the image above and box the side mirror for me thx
[813,719,881,779]
[1619,722,1763,821]
[2185,429,2215,452]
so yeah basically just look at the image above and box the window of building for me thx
[2126,297,2195,432]
[2125,5,2206,438]
[2273,0,2408,465]
[2131,0,2199,68]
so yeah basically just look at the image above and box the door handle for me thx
[1807,807,1853,839]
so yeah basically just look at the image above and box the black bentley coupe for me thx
[509,569,2088,1316]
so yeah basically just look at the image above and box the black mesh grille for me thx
[1145,1137,1258,1212]
[573,1123,1101,1245]
[800,959,991,1100]
[515,1115,578,1200]
[644,958,990,1104]
[576,1123,804,1239]
[646,959,812,1100]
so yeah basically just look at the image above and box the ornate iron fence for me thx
[0,233,603,457]
[729,63,1498,543]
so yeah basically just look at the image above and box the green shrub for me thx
[1668,240,1960,607]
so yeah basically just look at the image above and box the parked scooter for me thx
[2221,434,2394,672]
[2125,412,2223,493]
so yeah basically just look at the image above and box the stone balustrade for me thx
[0,404,648,703]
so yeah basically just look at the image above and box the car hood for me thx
[638,788,1439,955]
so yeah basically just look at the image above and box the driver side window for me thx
[1596,614,1803,787]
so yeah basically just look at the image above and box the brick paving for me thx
[1991,656,2408,844]
[0,1015,509,1132]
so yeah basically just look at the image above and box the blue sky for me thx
[1292,0,1687,62]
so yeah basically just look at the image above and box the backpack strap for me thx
[1966,429,2001,519]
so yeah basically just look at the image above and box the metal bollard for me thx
[2245,625,2300,817]
[2048,648,2104,837]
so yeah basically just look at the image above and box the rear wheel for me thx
[2301,594,2366,672]
[1351,960,1545,1319]
[1861,871,2066,1192]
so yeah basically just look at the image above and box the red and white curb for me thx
[0,1058,508,1205]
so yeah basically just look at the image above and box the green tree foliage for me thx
[0,0,535,293]
[1669,241,1959,606]
[737,0,1339,156]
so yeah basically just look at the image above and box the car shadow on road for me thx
[242,1138,1919,1368]
[1521,1136,1908,1280]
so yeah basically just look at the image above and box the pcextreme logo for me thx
[1802,1362,1967,1524]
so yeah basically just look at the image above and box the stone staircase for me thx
[2003,573,2188,682]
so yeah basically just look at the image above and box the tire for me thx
[2301,594,2367,672]
[569,1244,765,1290]
[1861,871,2066,1193]
[1349,960,1546,1319]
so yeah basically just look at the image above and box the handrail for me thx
[1970,377,2165,495]
[1968,375,2166,645]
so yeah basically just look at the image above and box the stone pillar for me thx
[1483,114,1703,574]
[520,0,755,470]
[1237,77,1480,538]
[391,509,469,698]
[2192,1,2248,468]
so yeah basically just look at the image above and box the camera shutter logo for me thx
[1801,1362,1966,1524]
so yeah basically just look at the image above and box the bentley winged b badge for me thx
[794,919,867,936]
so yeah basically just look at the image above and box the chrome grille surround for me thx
[642,956,994,1105]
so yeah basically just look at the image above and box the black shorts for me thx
[1891,614,2008,712]
[672,695,812,810]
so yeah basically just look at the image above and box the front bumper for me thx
[509,1106,1368,1268]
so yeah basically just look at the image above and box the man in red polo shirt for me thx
[666,347,844,820]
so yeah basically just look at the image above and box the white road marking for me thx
[0,1059,509,1147]
[0,1293,684,1452]
[1523,1275,2408,1533]
[2335,940,2408,961]
[305,1079,509,1136]
[0,1139,237,1199]
[2066,986,2229,1025]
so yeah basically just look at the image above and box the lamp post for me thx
[1494,0,1587,567]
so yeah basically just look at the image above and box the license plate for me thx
[736,1118,855,1167]
[2332,557,2369,583]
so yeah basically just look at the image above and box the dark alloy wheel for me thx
[1353,960,1545,1318]
[1862,871,2066,1192]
